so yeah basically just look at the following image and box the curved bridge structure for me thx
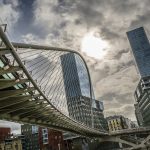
[1,25,150,149]
[0,26,108,137]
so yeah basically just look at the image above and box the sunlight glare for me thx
[81,32,109,59]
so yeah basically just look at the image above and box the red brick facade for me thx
[39,128,64,150]
[0,127,11,142]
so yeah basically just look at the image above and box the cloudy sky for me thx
[1,0,150,133]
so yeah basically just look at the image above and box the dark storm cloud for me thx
[75,1,104,27]
[114,49,129,59]
[130,10,150,28]
[100,27,121,41]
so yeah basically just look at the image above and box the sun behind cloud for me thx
[81,32,109,59]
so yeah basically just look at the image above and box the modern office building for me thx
[134,77,150,126]
[93,100,108,130]
[127,27,150,77]
[61,53,93,126]
[67,96,92,127]
[61,53,107,130]
[134,103,144,126]
[127,27,150,127]
[60,53,91,98]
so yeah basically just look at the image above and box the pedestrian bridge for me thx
[0,26,108,137]
[0,25,150,145]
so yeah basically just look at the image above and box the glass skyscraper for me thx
[60,53,92,125]
[60,53,107,130]
[60,53,91,98]
[127,27,150,127]
[127,27,150,77]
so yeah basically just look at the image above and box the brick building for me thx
[0,127,11,142]
[38,128,64,150]
[21,124,64,150]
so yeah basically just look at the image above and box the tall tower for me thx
[60,53,82,98]
[127,27,150,77]
[60,53,92,126]
[60,53,107,130]
[127,27,150,126]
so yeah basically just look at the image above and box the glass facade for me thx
[60,53,91,98]
[127,27,150,77]
[127,27,150,126]
[134,78,150,126]
[60,53,92,126]
[75,55,91,98]
[93,100,104,111]
[60,53,107,130]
